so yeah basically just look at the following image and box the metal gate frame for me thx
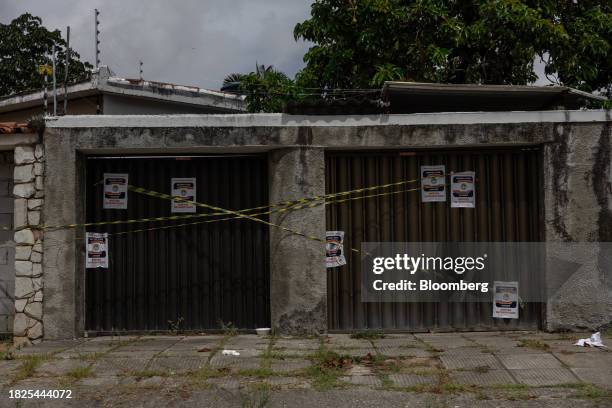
[325,147,545,332]
[84,154,271,333]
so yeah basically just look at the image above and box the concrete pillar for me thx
[42,129,80,339]
[268,147,326,335]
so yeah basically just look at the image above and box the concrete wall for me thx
[103,94,235,115]
[39,111,612,338]
[543,122,612,330]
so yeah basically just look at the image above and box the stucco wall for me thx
[39,112,612,338]
[543,122,612,330]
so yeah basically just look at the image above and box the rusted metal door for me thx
[85,155,270,333]
[326,149,543,331]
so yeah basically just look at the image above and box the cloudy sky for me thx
[1,0,313,90]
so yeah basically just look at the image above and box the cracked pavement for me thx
[0,331,610,407]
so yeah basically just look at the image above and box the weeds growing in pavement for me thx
[517,339,550,351]
[65,366,93,380]
[350,331,385,340]
[12,354,53,383]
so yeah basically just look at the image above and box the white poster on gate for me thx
[86,232,109,268]
[493,281,519,319]
[421,165,446,202]
[326,231,346,268]
[171,177,197,213]
[451,171,476,208]
[103,173,128,209]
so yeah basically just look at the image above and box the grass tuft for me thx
[65,366,93,380]
[350,331,385,340]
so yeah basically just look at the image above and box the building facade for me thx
[7,110,608,344]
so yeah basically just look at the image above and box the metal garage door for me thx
[0,152,13,336]
[326,148,543,331]
[85,155,270,333]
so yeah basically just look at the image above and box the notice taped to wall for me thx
[493,281,519,319]
[451,171,476,208]
[326,231,346,268]
[86,232,109,268]
[103,173,128,209]
[421,165,446,202]
[171,177,197,213]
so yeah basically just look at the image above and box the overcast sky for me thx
[1,0,313,90]
[1,1,551,89]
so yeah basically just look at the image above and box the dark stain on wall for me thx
[549,124,573,241]
[277,299,326,336]
[592,119,612,242]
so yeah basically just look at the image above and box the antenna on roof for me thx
[64,26,70,114]
[94,9,101,68]
[52,45,57,116]
[139,60,143,80]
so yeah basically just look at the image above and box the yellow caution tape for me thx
[43,186,421,251]
[8,177,420,232]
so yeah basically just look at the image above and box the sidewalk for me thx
[0,331,610,407]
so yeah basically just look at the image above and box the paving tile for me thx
[511,368,578,386]
[440,353,503,370]
[571,368,612,389]
[375,346,431,358]
[77,376,122,387]
[388,373,437,387]
[417,337,476,350]
[263,377,310,388]
[274,339,320,350]
[92,358,151,376]
[270,359,311,373]
[209,355,261,370]
[272,348,314,357]
[330,348,376,358]
[105,350,160,359]
[339,375,382,386]
[372,337,419,348]
[148,356,207,373]
[35,359,91,377]
[225,336,269,349]
[498,353,563,370]
[553,351,612,368]
[12,340,85,356]
[451,369,516,386]
[325,334,372,348]
[208,377,243,389]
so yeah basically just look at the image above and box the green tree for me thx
[237,64,301,112]
[294,1,612,95]
[0,13,93,96]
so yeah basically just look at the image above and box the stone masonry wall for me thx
[12,144,44,345]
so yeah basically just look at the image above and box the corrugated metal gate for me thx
[85,155,270,332]
[326,149,544,331]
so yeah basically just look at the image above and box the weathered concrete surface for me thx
[42,129,79,339]
[543,121,612,330]
[1,332,611,407]
[269,147,326,335]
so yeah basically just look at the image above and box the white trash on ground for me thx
[574,332,608,348]
[222,350,241,356]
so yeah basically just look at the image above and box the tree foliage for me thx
[0,13,93,97]
[294,1,612,95]
[237,64,301,112]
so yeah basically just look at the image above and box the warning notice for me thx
[326,231,347,268]
[171,177,197,213]
[451,171,475,208]
[86,232,109,269]
[421,165,446,202]
[493,281,519,319]
[103,173,128,209]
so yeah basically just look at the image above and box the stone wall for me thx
[12,144,44,345]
